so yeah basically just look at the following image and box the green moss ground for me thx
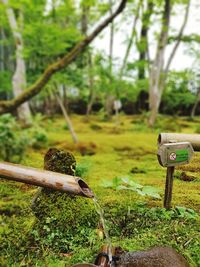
[0,115,200,266]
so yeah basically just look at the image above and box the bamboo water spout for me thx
[158,133,200,151]
[0,162,94,198]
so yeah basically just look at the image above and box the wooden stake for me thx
[164,166,175,209]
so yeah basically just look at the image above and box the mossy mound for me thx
[32,192,98,252]
[44,147,76,175]
[31,148,98,252]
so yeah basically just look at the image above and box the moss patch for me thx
[1,115,200,266]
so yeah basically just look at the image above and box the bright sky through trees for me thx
[93,0,200,71]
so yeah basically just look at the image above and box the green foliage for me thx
[162,71,196,115]
[0,71,12,94]
[155,116,182,132]
[0,114,28,162]
[175,206,198,220]
[0,114,48,162]
[24,23,81,59]
[75,161,91,178]
[27,114,48,149]
[102,176,161,199]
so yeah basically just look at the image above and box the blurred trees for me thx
[0,0,199,123]
[0,0,127,115]
[2,0,31,123]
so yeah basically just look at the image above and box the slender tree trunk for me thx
[138,0,154,80]
[109,0,114,73]
[2,0,31,123]
[86,54,95,116]
[165,0,191,73]
[0,27,5,71]
[191,88,200,118]
[119,0,141,80]
[105,0,115,119]
[80,3,95,117]
[56,93,79,144]
[148,0,171,127]
[81,4,89,36]
[63,85,68,110]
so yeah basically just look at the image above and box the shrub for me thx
[27,114,48,149]
[28,127,48,149]
[0,114,28,162]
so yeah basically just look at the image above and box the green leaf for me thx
[129,181,143,189]
[142,186,161,199]
[101,180,113,188]
[116,185,129,190]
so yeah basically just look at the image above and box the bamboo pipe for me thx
[0,162,94,198]
[158,133,200,151]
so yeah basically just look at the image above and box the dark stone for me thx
[116,246,190,267]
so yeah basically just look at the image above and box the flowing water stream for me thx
[93,196,113,266]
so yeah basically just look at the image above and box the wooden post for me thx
[164,166,175,209]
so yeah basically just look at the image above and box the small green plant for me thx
[75,161,91,178]
[102,176,161,199]
[0,114,29,162]
[175,206,198,220]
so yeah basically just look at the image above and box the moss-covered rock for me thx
[44,147,76,175]
[31,148,98,252]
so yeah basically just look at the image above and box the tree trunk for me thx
[165,0,191,73]
[138,0,154,80]
[148,0,190,126]
[2,0,31,123]
[55,93,78,144]
[119,0,141,80]
[86,54,95,116]
[81,4,89,36]
[63,85,68,110]
[148,0,171,127]
[80,3,95,117]
[109,0,114,74]
[191,88,200,118]
[0,27,5,71]
[105,0,115,119]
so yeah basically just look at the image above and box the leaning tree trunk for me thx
[119,0,141,80]
[148,0,171,127]
[2,0,31,123]
[55,93,78,144]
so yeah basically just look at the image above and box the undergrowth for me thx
[0,115,200,266]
